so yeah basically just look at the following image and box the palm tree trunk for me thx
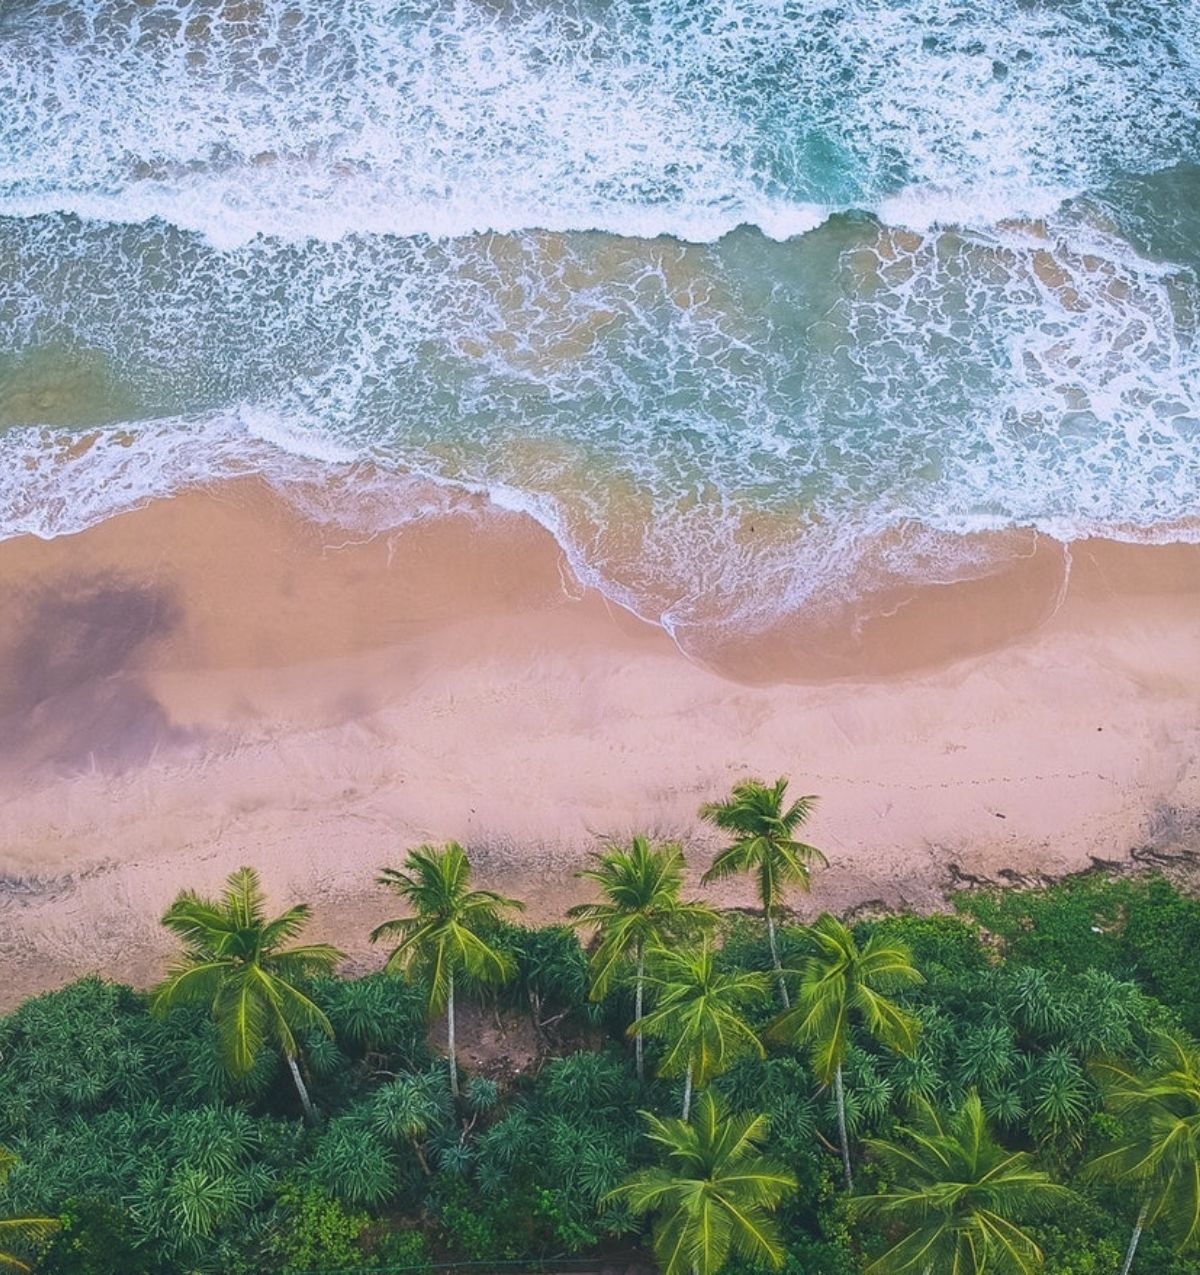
[766,912,790,1009]
[682,1063,694,1121]
[1120,1203,1147,1275]
[635,944,645,1083]
[285,1053,317,1123]
[447,970,460,1099]
[834,1064,852,1190]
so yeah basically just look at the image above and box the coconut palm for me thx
[607,1090,797,1275]
[635,944,770,1118]
[371,842,524,1098]
[0,1148,57,1274]
[152,866,343,1121]
[699,777,826,1008]
[567,836,717,1080]
[769,912,923,1188]
[1085,1031,1200,1274]
[849,1092,1070,1274]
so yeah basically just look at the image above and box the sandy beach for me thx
[0,479,1198,1010]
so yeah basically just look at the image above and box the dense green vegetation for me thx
[4,782,1200,1274]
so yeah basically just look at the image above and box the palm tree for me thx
[371,842,524,1099]
[607,1090,797,1275]
[0,1149,57,1273]
[849,1092,1070,1274]
[635,945,770,1119]
[152,867,343,1122]
[699,778,826,1008]
[1085,1031,1200,1274]
[769,913,923,1188]
[567,836,717,1080]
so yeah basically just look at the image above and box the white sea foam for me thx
[1,0,1198,636]
[1,0,1197,245]
[2,200,1198,634]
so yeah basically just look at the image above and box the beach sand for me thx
[1,479,1198,1009]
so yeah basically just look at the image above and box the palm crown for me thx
[636,944,770,1116]
[608,1091,798,1275]
[371,842,523,1098]
[371,842,524,1011]
[772,913,923,1082]
[568,837,717,1081]
[0,1148,57,1274]
[700,777,826,1008]
[850,1092,1070,1274]
[568,836,716,999]
[699,778,826,910]
[1086,1031,1200,1254]
[771,913,922,1188]
[152,867,343,1114]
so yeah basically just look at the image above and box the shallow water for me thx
[1,0,1198,638]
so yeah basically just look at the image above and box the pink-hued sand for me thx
[1,479,1198,1009]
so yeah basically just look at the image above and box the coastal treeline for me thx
[3,780,1200,1274]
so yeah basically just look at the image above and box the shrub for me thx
[865,913,989,981]
[36,1198,153,1275]
[305,1113,401,1209]
[1122,877,1200,1032]
[371,1228,432,1273]
[262,1184,369,1273]
[954,875,1129,974]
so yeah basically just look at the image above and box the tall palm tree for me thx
[849,1092,1070,1274]
[1085,1031,1200,1274]
[567,836,717,1080]
[371,842,523,1099]
[635,945,770,1118]
[0,1149,57,1274]
[607,1090,797,1275]
[152,867,343,1122]
[769,913,923,1188]
[699,778,826,1008]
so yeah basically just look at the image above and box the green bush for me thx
[37,1198,153,1275]
[262,1184,369,1273]
[954,875,1130,974]
[1123,877,1200,1032]
[370,1229,432,1273]
[956,873,1200,1031]
[864,912,989,981]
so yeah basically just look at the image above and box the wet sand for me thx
[1,479,1198,1009]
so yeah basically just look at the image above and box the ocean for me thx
[1,0,1198,642]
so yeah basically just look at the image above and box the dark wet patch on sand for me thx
[0,575,190,773]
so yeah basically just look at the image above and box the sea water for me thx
[1,0,1197,639]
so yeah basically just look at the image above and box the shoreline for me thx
[1,479,1198,1010]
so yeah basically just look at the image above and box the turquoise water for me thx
[1,0,1197,636]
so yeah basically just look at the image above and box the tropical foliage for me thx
[1086,1032,1200,1271]
[608,1091,797,1275]
[0,1150,56,1274]
[771,913,923,1188]
[634,944,770,1116]
[371,842,523,1097]
[700,777,825,1006]
[6,806,1200,1275]
[569,836,716,1079]
[151,866,344,1121]
[850,1091,1070,1273]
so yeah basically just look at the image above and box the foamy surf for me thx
[3,0,1198,247]
[0,0,1197,640]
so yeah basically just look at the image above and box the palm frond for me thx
[610,1093,796,1275]
[854,1090,1069,1274]
[152,867,334,1084]
[373,843,521,1017]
